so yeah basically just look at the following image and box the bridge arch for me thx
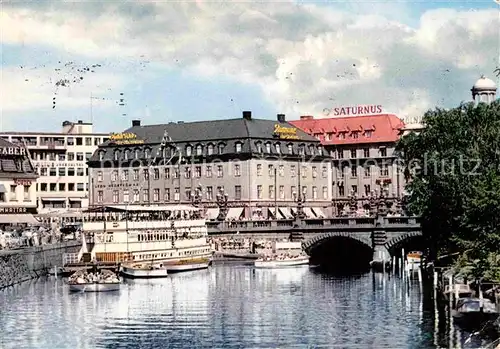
[302,232,372,253]
[385,231,423,251]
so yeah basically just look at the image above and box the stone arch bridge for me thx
[207,216,422,262]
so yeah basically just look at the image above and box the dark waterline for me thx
[0,266,491,349]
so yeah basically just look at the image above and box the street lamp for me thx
[216,189,229,220]
[347,189,358,216]
[190,184,203,207]
[293,187,307,220]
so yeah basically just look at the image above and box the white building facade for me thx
[0,120,109,214]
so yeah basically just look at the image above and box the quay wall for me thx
[0,241,80,289]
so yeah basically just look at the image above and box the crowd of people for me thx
[0,224,66,251]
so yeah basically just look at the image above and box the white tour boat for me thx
[406,251,423,272]
[67,269,121,292]
[70,205,212,273]
[121,262,169,279]
[254,254,310,268]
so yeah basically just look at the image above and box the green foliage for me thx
[396,101,500,278]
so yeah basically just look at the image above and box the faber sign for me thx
[0,147,26,156]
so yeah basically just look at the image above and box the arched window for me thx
[114,150,119,161]
[265,142,271,153]
[186,145,192,157]
[124,149,130,160]
[218,143,225,154]
[275,143,281,154]
[135,149,140,159]
[235,142,242,153]
[196,144,203,156]
[144,148,150,159]
[207,144,214,156]
[98,151,104,161]
[255,142,262,153]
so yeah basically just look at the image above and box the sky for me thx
[0,0,499,133]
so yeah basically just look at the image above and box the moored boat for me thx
[121,262,169,278]
[406,251,422,272]
[67,269,121,292]
[254,254,309,268]
[451,297,499,327]
[163,257,211,273]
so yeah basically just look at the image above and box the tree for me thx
[396,101,500,277]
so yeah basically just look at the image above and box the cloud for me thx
[0,1,498,120]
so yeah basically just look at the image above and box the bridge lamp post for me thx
[293,188,307,220]
[216,189,229,221]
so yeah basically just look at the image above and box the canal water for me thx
[0,265,493,349]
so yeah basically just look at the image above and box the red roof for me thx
[289,114,405,145]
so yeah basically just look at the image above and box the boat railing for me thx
[63,252,80,266]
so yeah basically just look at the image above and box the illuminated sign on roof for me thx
[331,105,383,117]
[109,132,144,145]
[273,124,299,140]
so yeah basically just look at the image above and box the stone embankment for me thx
[0,241,80,289]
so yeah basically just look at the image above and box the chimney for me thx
[132,119,141,127]
[77,120,83,124]
[242,111,252,120]
[277,114,286,122]
[300,115,314,120]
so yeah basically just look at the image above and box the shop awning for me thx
[0,214,39,224]
[279,207,293,219]
[41,197,66,201]
[303,207,315,218]
[311,207,326,218]
[268,207,282,219]
[225,207,244,220]
[205,208,219,220]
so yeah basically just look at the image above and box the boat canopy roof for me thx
[86,205,199,213]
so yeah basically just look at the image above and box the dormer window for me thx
[235,142,242,153]
[99,151,104,161]
[275,143,281,154]
[144,148,150,159]
[365,130,372,138]
[287,144,293,154]
[186,145,192,157]
[339,133,345,140]
[114,150,119,161]
[124,149,129,160]
[309,145,315,154]
[218,143,225,154]
[298,144,305,155]
[196,145,203,156]
[317,146,323,156]
[256,142,262,153]
[135,149,140,159]
[207,144,214,156]
[265,142,271,153]
[326,133,333,141]
[352,132,359,139]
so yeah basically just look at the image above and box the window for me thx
[58,153,66,161]
[49,168,56,176]
[301,165,307,177]
[381,164,389,176]
[380,147,387,157]
[40,168,48,176]
[256,142,262,153]
[133,190,140,202]
[322,166,327,178]
[339,133,345,140]
[94,138,101,146]
[265,143,271,153]
[112,190,119,203]
[309,145,315,155]
[97,191,103,203]
[207,144,214,155]
[135,149,140,159]
[312,166,317,178]
[217,165,223,177]
[206,186,213,200]
[339,165,345,178]
[279,185,284,199]
[174,188,180,201]
[185,187,191,200]
[144,148,150,158]
[275,143,281,154]
[235,143,242,153]
[322,186,328,199]
[257,185,263,199]
[123,190,130,203]
[352,132,359,139]
[49,183,56,192]
[58,168,65,176]
[153,168,159,180]
[122,170,129,181]
[143,189,149,202]
[287,144,293,154]
[364,148,370,158]
[133,169,139,181]
[337,149,343,159]
[364,166,371,177]
[339,185,345,197]
[234,164,241,177]
[302,186,307,197]
[195,166,201,178]
[77,183,84,191]
[67,137,74,146]
[218,143,224,154]
[153,189,160,202]
[173,168,179,178]
[269,185,275,199]
[206,166,212,177]
[279,165,284,177]
[196,145,203,156]
[268,165,274,177]
[235,186,242,200]
[298,144,305,155]
[312,186,318,199]
[351,185,358,195]
[77,168,84,176]
[290,165,296,177]
[164,188,170,201]
[165,168,170,179]
[364,185,371,196]
[351,149,356,158]
[110,170,117,182]
[256,164,262,176]
[68,183,75,191]
[76,137,83,146]
[291,186,297,200]
[317,146,323,156]
[124,149,129,160]
[186,146,192,157]
[40,183,47,192]
[351,165,357,177]
[184,167,191,179]
[76,152,84,161]
[9,185,16,201]
[365,130,372,138]
[143,169,149,180]
[58,183,65,191]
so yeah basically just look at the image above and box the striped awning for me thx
[311,207,326,218]
[278,207,293,219]
[205,208,219,220]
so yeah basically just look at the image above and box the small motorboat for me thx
[121,262,169,279]
[452,297,499,326]
[163,257,211,273]
[406,251,422,272]
[67,269,121,292]
[254,254,309,268]
[443,283,474,302]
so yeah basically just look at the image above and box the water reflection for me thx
[0,267,496,349]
